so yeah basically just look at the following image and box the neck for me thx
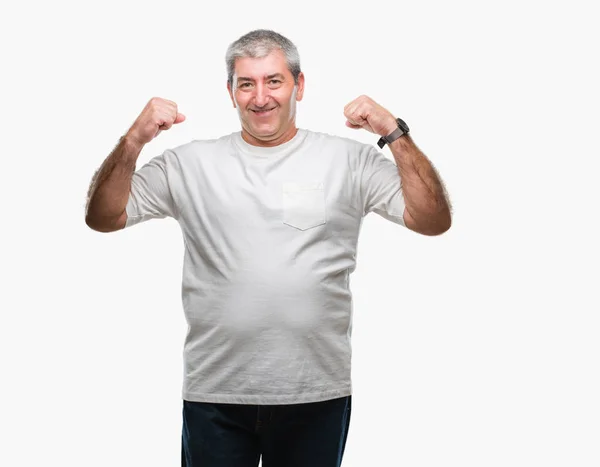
[241,125,298,147]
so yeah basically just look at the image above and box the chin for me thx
[250,125,280,137]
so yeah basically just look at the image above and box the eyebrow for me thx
[236,73,285,83]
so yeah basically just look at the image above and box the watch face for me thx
[396,118,409,133]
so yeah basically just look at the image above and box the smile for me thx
[251,107,277,116]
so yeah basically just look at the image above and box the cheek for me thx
[275,97,290,112]
[234,93,248,107]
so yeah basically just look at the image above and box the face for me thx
[227,49,305,147]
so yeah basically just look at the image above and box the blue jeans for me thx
[182,395,352,467]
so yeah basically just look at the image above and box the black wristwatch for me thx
[377,117,410,148]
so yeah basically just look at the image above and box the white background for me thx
[1,0,598,466]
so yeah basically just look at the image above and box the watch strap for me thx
[377,126,405,148]
[377,117,409,148]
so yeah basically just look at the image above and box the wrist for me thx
[118,135,144,165]
[381,118,399,137]
[389,133,413,151]
[122,133,144,153]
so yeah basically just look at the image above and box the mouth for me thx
[251,107,277,116]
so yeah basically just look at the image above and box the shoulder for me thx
[302,128,372,154]
[172,133,234,155]
[160,133,236,166]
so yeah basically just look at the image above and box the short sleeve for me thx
[359,146,406,227]
[125,150,178,228]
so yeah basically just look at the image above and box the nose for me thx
[252,83,271,108]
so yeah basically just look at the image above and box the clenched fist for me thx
[343,95,397,137]
[125,97,186,146]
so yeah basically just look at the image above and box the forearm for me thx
[85,135,143,228]
[389,135,452,233]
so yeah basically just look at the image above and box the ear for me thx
[227,81,236,108]
[296,72,305,102]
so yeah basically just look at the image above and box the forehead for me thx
[234,49,290,80]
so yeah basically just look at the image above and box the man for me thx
[85,29,451,467]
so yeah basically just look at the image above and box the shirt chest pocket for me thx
[282,181,327,231]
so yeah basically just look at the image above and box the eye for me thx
[238,80,281,89]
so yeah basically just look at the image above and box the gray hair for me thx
[225,29,301,89]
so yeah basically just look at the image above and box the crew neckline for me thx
[233,128,308,158]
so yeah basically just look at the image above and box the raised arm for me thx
[85,97,186,233]
[85,135,143,232]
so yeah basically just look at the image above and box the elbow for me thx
[85,214,97,231]
[428,222,451,236]
[410,212,452,236]
[85,214,123,233]
[428,212,452,236]
[431,213,452,236]
[85,215,108,232]
[419,224,450,236]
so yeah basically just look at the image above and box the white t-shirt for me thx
[125,128,406,404]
